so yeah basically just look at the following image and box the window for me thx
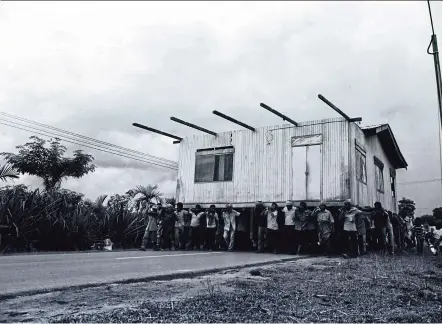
[194,146,234,183]
[390,168,396,198]
[356,146,367,184]
[374,157,384,193]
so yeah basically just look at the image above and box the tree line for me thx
[0,136,174,253]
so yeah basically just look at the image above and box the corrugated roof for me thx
[361,124,387,130]
[362,124,408,169]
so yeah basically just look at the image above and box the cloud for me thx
[0,1,441,213]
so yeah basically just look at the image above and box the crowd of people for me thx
[139,199,442,258]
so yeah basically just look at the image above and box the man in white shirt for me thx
[282,200,296,254]
[187,205,204,250]
[204,205,219,251]
[223,203,240,252]
[174,202,190,250]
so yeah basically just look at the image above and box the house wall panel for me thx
[176,118,351,207]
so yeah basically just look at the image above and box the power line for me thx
[0,111,176,166]
[0,121,178,171]
[0,120,178,171]
[397,178,442,185]
[0,117,177,169]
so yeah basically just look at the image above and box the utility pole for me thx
[427,0,442,178]
[427,1,442,126]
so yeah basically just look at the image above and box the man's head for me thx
[299,201,307,211]
[286,200,293,210]
[226,203,233,212]
[344,199,352,211]
[166,204,173,212]
[209,204,216,213]
[271,202,278,211]
[319,201,326,212]
[195,204,202,213]
[374,202,382,210]
[177,202,183,211]
[414,217,423,226]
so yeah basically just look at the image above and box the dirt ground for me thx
[0,253,441,323]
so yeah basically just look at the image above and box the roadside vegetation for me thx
[0,136,174,253]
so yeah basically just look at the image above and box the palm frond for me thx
[0,164,19,182]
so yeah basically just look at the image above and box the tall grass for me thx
[0,184,156,253]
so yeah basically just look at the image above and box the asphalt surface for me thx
[0,250,299,296]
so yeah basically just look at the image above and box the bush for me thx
[0,184,150,253]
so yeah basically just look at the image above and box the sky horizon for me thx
[0,1,441,214]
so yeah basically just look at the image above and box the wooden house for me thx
[133,96,408,214]
[174,117,407,213]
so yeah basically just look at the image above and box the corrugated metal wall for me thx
[176,117,350,206]
[350,124,397,212]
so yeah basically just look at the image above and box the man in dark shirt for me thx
[254,201,267,253]
[161,204,177,250]
[372,202,391,253]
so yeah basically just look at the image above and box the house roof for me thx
[362,124,408,169]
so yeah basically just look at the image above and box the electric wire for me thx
[0,111,176,166]
[0,120,178,171]
[397,178,442,185]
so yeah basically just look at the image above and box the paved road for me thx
[0,250,298,296]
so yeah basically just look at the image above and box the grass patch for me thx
[52,254,441,323]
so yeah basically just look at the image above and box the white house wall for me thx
[176,117,351,207]
[350,124,397,213]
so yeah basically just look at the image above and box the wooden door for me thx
[292,144,321,201]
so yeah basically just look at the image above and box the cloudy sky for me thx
[0,1,441,213]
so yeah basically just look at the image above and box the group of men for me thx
[140,199,438,257]
[140,202,241,252]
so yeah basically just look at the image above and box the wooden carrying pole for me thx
[170,117,217,136]
[132,123,183,141]
[212,110,255,132]
[260,103,298,126]
[317,94,362,122]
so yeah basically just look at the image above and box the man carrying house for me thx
[312,201,334,257]
[253,201,267,253]
[223,203,241,252]
[161,204,177,250]
[356,206,371,255]
[294,201,310,254]
[372,202,394,255]
[140,203,158,251]
[339,199,360,258]
[175,202,190,250]
[283,200,296,254]
[204,205,219,251]
[187,204,204,250]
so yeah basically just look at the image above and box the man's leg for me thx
[174,228,181,249]
[257,226,265,252]
[351,232,359,257]
[228,229,235,251]
[156,222,163,250]
[182,227,189,250]
[140,227,150,250]
[417,239,424,254]
[223,230,230,251]
[186,227,193,250]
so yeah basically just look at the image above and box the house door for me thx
[292,144,321,201]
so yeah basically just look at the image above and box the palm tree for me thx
[133,185,163,210]
[0,164,19,182]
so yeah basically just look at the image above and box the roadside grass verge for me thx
[52,253,442,323]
